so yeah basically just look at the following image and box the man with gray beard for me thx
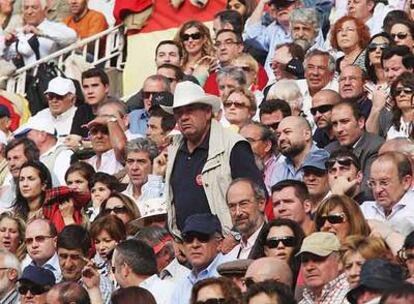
[0,249,21,304]
[270,116,330,185]
[289,7,325,53]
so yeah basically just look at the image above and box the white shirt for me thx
[139,274,174,304]
[40,143,73,186]
[159,258,190,285]
[386,117,411,140]
[361,190,414,236]
[6,19,77,65]
[226,224,263,259]
[34,106,77,137]
[88,0,115,26]
[86,149,123,175]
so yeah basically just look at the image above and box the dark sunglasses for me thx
[265,236,296,248]
[310,104,333,116]
[182,32,202,41]
[25,235,53,246]
[195,299,227,304]
[18,284,47,295]
[391,33,409,40]
[102,206,128,215]
[391,87,414,97]
[223,101,249,109]
[46,93,66,101]
[143,91,158,99]
[367,43,388,52]
[182,232,212,244]
[264,121,280,130]
[316,213,346,229]
[325,156,359,170]
[89,126,109,136]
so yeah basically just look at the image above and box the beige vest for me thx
[165,120,246,238]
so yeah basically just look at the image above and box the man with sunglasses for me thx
[326,149,365,204]
[311,89,341,148]
[23,219,61,284]
[18,265,55,304]
[225,178,266,259]
[171,213,229,304]
[296,232,349,304]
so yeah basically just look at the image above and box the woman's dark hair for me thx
[90,214,126,243]
[99,192,141,223]
[13,161,52,220]
[244,280,296,304]
[225,0,257,21]
[383,10,411,33]
[390,71,414,131]
[64,161,96,189]
[365,32,393,83]
[251,218,305,287]
[190,277,242,304]
[111,286,156,304]
[90,172,123,192]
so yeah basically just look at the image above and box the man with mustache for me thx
[225,178,266,259]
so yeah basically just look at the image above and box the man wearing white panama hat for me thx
[161,81,265,239]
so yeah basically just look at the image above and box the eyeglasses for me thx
[182,32,202,41]
[102,206,128,215]
[367,179,392,189]
[223,101,249,109]
[25,235,53,246]
[337,27,356,34]
[265,236,296,248]
[391,87,414,97]
[367,43,388,52]
[18,284,47,295]
[46,93,66,101]
[143,91,158,99]
[316,213,346,229]
[214,40,239,48]
[325,156,359,170]
[182,232,213,244]
[264,121,280,130]
[89,126,109,136]
[310,104,333,116]
[195,299,227,304]
[391,32,409,40]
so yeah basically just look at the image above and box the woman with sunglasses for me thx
[365,32,393,86]
[223,87,257,130]
[99,192,140,227]
[340,235,392,288]
[389,19,414,52]
[190,277,242,304]
[174,20,215,86]
[387,72,414,139]
[252,219,305,286]
[330,15,370,73]
[13,160,52,221]
[314,195,370,244]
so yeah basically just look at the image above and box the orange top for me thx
[64,9,108,39]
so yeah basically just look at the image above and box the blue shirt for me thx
[128,109,149,136]
[171,253,231,304]
[270,144,330,185]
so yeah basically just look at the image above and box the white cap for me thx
[14,116,56,137]
[44,76,76,96]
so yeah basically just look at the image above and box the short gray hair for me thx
[23,0,47,10]
[125,138,159,162]
[304,49,336,73]
[0,249,21,277]
[217,66,247,87]
[289,8,320,32]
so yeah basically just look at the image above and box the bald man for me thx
[311,89,341,148]
[244,257,293,291]
[379,138,414,181]
[271,116,330,185]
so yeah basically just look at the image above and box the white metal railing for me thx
[6,24,125,95]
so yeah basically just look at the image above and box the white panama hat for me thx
[161,81,221,114]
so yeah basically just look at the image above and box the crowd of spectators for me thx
[3,0,414,303]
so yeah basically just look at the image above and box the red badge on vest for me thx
[196,174,203,186]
